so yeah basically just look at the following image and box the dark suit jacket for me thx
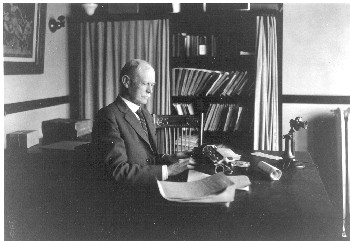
[92,96,164,186]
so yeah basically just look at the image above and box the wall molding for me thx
[4,95,70,115]
[5,94,349,115]
[282,95,350,104]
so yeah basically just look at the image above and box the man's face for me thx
[126,67,156,105]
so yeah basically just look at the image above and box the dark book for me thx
[211,104,224,131]
[181,104,189,115]
[173,103,184,115]
[171,33,176,57]
[187,69,200,96]
[226,71,246,96]
[201,71,222,96]
[221,71,239,96]
[178,68,190,96]
[234,107,244,131]
[233,71,249,95]
[223,105,234,132]
[187,103,195,115]
[240,77,255,96]
[179,33,187,57]
[210,71,231,96]
[208,104,220,131]
[194,35,199,56]
[193,70,212,95]
[227,105,239,132]
[172,68,180,96]
[204,104,215,131]
[209,35,217,57]
[176,33,181,57]
[182,68,195,96]
[175,68,185,96]
[217,105,230,131]
[42,118,92,145]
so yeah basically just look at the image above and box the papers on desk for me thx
[157,171,251,203]
[187,170,250,191]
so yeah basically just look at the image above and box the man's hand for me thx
[162,151,193,164]
[167,157,197,177]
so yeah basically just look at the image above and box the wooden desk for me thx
[147,151,340,241]
[4,147,340,241]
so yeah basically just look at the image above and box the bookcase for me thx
[169,8,258,149]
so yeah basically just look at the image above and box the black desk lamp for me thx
[283,117,308,169]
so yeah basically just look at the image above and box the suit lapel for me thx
[115,96,155,152]
[125,111,150,143]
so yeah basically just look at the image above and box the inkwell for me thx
[282,117,308,169]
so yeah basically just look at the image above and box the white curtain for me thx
[79,19,170,120]
[253,15,279,151]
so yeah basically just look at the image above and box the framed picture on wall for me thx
[3,3,47,75]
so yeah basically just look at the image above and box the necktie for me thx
[136,108,148,136]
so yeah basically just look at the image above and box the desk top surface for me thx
[5,148,340,241]
[149,150,339,240]
[228,151,334,216]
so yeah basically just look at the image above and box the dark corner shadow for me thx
[67,4,84,119]
[307,114,342,210]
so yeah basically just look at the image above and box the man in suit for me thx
[92,59,196,188]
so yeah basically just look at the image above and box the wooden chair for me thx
[153,114,204,155]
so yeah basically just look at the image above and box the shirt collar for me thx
[120,96,140,114]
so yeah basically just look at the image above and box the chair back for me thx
[153,115,203,154]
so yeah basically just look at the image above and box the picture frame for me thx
[3,3,47,75]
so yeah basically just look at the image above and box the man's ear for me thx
[121,75,130,88]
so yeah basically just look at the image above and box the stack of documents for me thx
[157,171,251,203]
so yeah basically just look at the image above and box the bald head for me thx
[120,59,156,105]
[120,59,153,81]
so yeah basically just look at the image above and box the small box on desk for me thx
[42,118,92,145]
[7,130,39,149]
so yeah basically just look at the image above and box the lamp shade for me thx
[82,3,98,16]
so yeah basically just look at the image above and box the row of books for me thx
[172,103,244,133]
[204,104,244,132]
[172,103,195,116]
[171,33,255,59]
[171,33,217,58]
[172,67,254,97]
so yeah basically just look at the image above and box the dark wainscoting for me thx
[4,96,70,115]
[5,95,349,115]
[282,95,350,104]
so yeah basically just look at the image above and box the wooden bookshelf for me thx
[169,11,260,149]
